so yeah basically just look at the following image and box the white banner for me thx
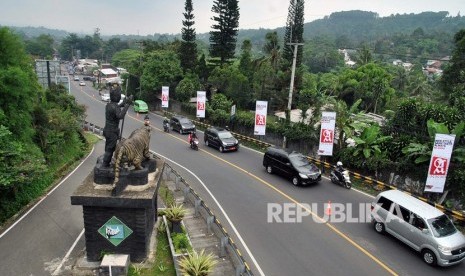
[318,111,337,156]
[254,101,268,135]
[196,91,206,118]
[161,86,169,108]
[425,134,455,193]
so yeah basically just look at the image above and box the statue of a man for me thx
[102,84,132,167]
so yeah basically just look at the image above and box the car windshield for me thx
[289,154,310,167]
[180,118,191,124]
[218,131,233,139]
[427,215,457,238]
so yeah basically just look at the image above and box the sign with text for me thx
[196,91,206,118]
[161,86,169,108]
[318,111,337,156]
[254,101,268,135]
[425,134,455,193]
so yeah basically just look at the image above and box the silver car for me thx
[371,190,465,266]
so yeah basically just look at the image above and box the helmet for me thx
[337,161,343,167]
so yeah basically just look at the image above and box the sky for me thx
[0,0,463,36]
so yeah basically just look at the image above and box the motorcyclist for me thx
[335,161,344,181]
[188,131,198,147]
[163,117,170,130]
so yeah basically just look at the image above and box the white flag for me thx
[254,101,268,135]
[161,86,169,108]
[318,112,337,156]
[196,91,206,118]
[425,134,455,193]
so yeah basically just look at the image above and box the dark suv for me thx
[204,127,239,152]
[263,147,321,186]
[170,115,196,134]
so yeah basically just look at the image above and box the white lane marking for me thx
[155,151,266,276]
[52,229,85,275]
[0,147,95,239]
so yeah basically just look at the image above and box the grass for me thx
[128,229,176,276]
[127,179,177,275]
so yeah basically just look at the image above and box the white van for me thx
[371,190,465,266]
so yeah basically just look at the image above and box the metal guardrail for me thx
[163,113,465,223]
[162,163,254,276]
[305,156,465,222]
[83,118,465,224]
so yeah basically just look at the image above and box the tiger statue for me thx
[113,125,151,186]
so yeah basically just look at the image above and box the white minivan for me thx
[371,190,465,266]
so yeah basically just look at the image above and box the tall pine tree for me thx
[209,0,240,65]
[282,0,304,67]
[180,0,197,72]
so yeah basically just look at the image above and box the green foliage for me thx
[208,65,250,108]
[171,232,191,253]
[352,125,392,159]
[24,34,54,58]
[178,249,218,276]
[165,203,186,222]
[209,0,240,65]
[140,50,183,102]
[283,0,305,67]
[111,49,142,70]
[0,125,46,189]
[209,93,232,112]
[180,0,198,72]
[440,29,465,107]
[175,73,202,102]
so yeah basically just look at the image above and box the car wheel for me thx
[266,166,273,174]
[219,146,224,153]
[422,249,437,266]
[205,140,209,146]
[374,221,385,234]
[292,176,300,186]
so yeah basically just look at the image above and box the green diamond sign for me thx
[98,216,133,246]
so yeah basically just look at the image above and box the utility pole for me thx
[282,42,304,148]
[135,37,143,100]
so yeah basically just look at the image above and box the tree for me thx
[179,0,198,72]
[0,27,40,142]
[25,34,54,59]
[440,29,465,108]
[354,44,373,65]
[263,31,281,71]
[175,72,202,102]
[140,50,183,102]
[282,0,305,67]
[209,0,240,65]
[208,65,249,108]
[239,39,253,79]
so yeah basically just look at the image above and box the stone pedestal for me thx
[71,159,162,262]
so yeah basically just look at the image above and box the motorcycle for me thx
[330,168,352,189]
[163,121,170,133]
[190,138,199,150]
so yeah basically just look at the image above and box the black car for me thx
[170,115,196,134]
[204,127,239,152]
[263,147,321,186]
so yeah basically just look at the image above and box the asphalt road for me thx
[71,81,464,275]
[1,78,463,275]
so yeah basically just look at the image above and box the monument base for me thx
[71,159,162,262]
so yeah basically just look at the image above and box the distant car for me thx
[73,76,80,81]
[79,81,86,86]
[101,93,110,102]
[204,126,239,152]
[170,115,195,134]
[263,147,321,186]
[133,100,148,113]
